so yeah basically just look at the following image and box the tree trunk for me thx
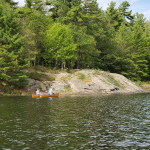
[64,63,65,69]
[34,56,36,66]
[42,59,44,66]
[28,53,30,68]
[77,53,81,69]
[61,62,63,70]
[38,58,39,66]
[55,61,58,69]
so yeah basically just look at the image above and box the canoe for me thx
[32,93,59,98]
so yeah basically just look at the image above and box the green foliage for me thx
[106,1,134,30]
[65,85,72,91]
[14,72,29,88]
[67,69,76,74]
[107,74,124,89]
[26,91,33,95]
[48,76,55,81]
[1,0,150,91]
[25,72,55,81]
[77,73,85,80]
[0,2,29,88]
[32,65,48,72]
[26,72,43,80]
[133,80,143,86]
[46,0,101,68]
[87,73,91,78]
[111,20,150,81]
[44,23,77,66]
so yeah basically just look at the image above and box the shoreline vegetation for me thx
[1,67,150,97]
[1,0,150,96]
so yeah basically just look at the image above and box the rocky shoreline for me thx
[1,69,150,97]
[23,69,150,96]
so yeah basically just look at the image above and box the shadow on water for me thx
[0,93,150,149]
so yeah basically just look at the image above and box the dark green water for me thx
[0,94,150,149]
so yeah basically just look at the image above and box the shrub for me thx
[78,73,85,80]
[48,76,55,81]
[32,65,48,72]
[67,69,76,74]
[107,75,124,89]
[65,85,72,91]
[26,72,55,81]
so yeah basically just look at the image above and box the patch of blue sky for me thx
[15,0,150,20]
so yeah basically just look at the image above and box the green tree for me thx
[44,23,77,69]
[106,1,134,30]
[18,2,53,67]
[131,22,149,80]
[0,0,18,7]
[46,0,101,68]
[25,0,44,12]
[113,22,149,81]
[0,2,28,88]
[112,23,137,78]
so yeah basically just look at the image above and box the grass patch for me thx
[25,66,60,74]
[49,69,60,74]
[2,93,11,96]
[93,70,110,76]
[65,85,72,91]
[25,72,55,81]
[134,81,150,89]
[87,73,91,77]
[93,69,104,76]
[66,88,72,91]
[48,76,55,81]
[26,91,33,95]
[93,70,124,89]
[98,89,104,92]
[83,78,91,83]
[61,75,72,81]
[61,77,69,81]
[32,65,48,72]
[107,74,124,89]
[67,69,76,74]
[26,72,44,81]
[77,73,85,80]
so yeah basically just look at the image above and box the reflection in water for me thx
[49,97,53,100]
[0,94,150,149]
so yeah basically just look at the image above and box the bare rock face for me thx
[110,73,142,92]
[51,81,67,92]
[26,69,144,95]
[27,79,36,92]
[27,79,50,92]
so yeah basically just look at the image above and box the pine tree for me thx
[46,0,101,68]
[113,23,137,79]
[26,0,44,12]
[113,22,149,81]
[106,1,134,30]
[131,22,149,80]
[0,0,18,7]
[0,2,29,88]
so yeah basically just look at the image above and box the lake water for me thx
[0,94,150,149]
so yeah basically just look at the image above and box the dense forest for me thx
[1,0,150,88]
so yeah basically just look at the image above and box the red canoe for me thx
[32,93,59,98]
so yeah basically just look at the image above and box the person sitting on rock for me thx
[49,88,53,95]
[36,88,41,95]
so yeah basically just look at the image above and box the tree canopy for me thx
[1,0,150,90]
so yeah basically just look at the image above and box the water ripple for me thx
[0,94,150,149]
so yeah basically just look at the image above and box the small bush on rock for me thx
[78,73,85,80]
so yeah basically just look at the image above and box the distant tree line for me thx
[1,0,150,88]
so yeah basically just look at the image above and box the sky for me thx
[14,0,150,21]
